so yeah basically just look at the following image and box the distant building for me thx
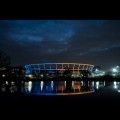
[0,66,25,78]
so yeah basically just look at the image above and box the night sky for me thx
[0,20,120,70]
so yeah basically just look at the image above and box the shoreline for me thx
[1,77,120,81]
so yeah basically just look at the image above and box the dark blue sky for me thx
[0,20,120,70]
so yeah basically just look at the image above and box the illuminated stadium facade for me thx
[25,63,94,77]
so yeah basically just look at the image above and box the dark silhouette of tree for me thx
[80,70,91,78]
[92,66,103,72]
[65,80,72,92]
[0,50,10,67]
[63,68,72,77]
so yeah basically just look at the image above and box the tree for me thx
[93,66,103,72]
[0,50,10,67]
[80,70,91,78]
[63,69,72,77]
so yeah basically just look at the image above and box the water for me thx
[23,81,95,95]
[1,80,120,97]
[1,80,120,113]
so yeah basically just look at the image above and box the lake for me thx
[1,80,120,113]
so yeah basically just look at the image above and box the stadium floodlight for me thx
[112,68,117,72]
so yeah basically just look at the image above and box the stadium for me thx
[25,63,94,78]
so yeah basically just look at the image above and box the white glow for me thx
[28,74,32,78]
[112,68,117,72]
[40,81,44,91]
[118,90,120,93]
[92,81,94,87]
[6,81,8,85]
[81,81,83,86]
[65,81,66,88]
[11,81,14,85]
[41,74,43,77]
[114,81,117,89]
[96,81,99,89]
[104,81,105,86]
[72,81,74,88]
[51,81,53,91]
[2,74,5,77]
[96,81,99,86]
[95,69,99,73]
[114,81,116,85]
[28,81,32,92]
[112,74,116,76]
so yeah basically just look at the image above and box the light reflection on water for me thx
[0,80,120,95]
[23,81,95,95]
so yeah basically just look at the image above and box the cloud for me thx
[0,20,120,70]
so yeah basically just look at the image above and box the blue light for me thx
[26,70,31,74]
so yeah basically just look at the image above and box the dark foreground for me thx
[1,90,120,114]
[1,80,120,117]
